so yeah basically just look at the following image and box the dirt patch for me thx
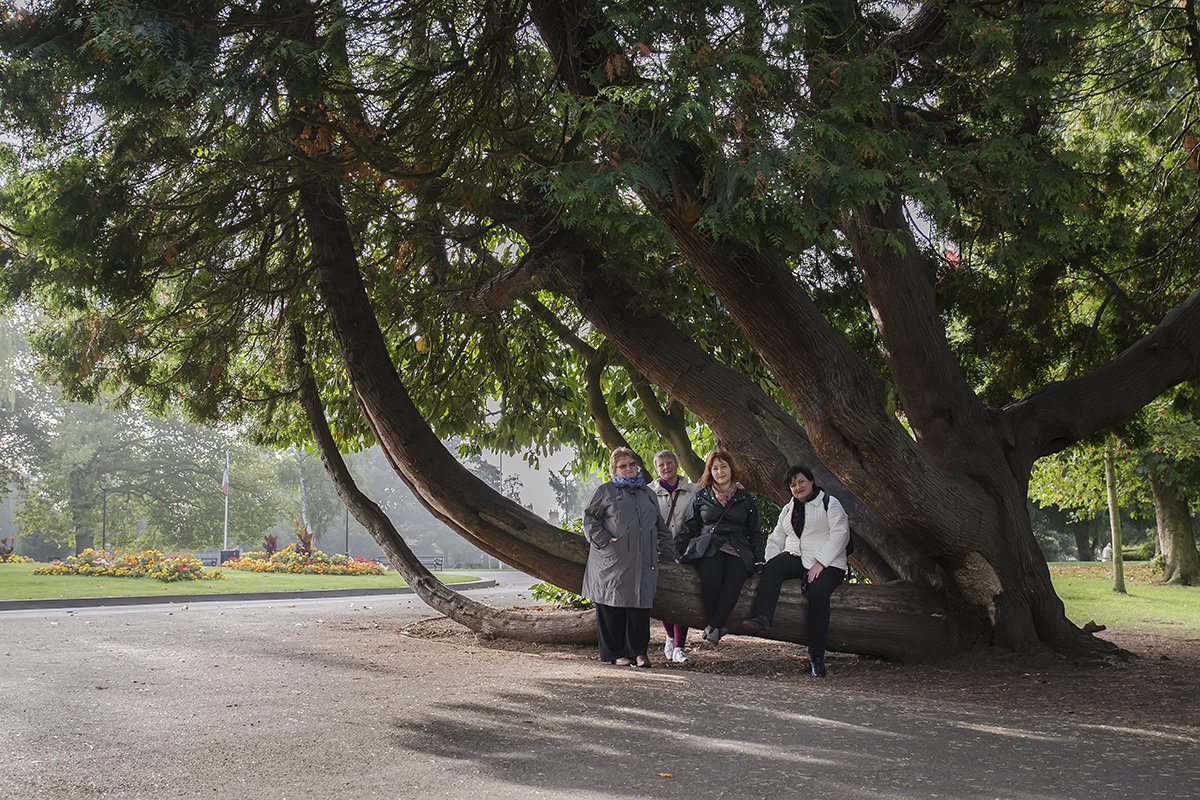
[401,613,1200,735]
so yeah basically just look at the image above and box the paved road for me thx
[2,572,1197,800]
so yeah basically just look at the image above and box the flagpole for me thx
[222,452,230,550]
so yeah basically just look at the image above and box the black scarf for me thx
[790,487,821,536]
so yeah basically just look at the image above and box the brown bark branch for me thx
[444,250,549,314]
[1004,287,1200,467]
[877,0,951,70]
[291,322,595,643]
[584,347,633,454]
[842,197,988,469]
[629,371,705,481]
[298,175,589,582]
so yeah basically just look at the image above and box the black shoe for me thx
[742,615,773,632]
[810,654,826,678]
[635,655,652,668]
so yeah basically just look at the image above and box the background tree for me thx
[3,0,1200,659]
[548,466,606,527]
[1031,399,1200,583]
[12,400,280,554]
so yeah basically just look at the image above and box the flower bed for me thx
[32,549,224,582]
[0,553,35,563]
[223,544,386,576]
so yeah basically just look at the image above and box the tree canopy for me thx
[2,0,1199,658]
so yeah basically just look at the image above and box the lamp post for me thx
[100,483,110,554]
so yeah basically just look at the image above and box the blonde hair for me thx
[609,447,641,476]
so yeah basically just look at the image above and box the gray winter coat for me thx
[581,481,675,608]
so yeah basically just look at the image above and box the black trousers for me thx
[752,552,845,659]
[595,604,651,662]
[697,551,751,630]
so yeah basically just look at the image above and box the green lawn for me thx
[4,559,1197,639]
[1048,561,1200,638]
[0,561,477,601]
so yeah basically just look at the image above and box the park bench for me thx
[416,554,444,571]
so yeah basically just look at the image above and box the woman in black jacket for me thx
[674,450,765,646]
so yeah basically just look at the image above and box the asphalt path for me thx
[2,571,1197,800]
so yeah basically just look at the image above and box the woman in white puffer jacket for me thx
[741,464,849,678]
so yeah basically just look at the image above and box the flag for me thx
[221,453,229,497]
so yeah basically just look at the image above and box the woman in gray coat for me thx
[583,447,676,667]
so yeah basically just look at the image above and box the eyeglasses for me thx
[614,462,639,471]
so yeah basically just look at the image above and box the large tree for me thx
[2,0,1199,659]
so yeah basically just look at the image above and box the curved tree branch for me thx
[584,346,634,453]
[1005,287,1200,467]
[877,0,951,71]
[444,249,550,314]
[629,370,705,481]
[292,322,594,643]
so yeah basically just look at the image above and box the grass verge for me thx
[1049,561,1200,638]
[0,562,476,601]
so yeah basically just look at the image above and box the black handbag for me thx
[679,531,713,562]
[679,497,731,562]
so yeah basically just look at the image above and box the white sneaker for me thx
[671,646,688,663]
[664,636,674,659]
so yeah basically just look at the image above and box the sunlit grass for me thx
[0,561,476,601]
[1048,561,1200,638]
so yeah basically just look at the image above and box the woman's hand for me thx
[808,562,824,583]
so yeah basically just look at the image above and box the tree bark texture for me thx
[1148,469,1200,585]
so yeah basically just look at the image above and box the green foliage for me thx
[528,581,592,608]
[1030,503,1079,562]
[1,0,1190,481]
[1030,398,1200,536]
[11,398,281,553]
[1122,541,1157,562]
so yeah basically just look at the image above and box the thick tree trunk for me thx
[1080,525,1099,563]
[549,257,905,586]
[1148,468,1200,585]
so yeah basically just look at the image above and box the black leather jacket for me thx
[674,486,766,573]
